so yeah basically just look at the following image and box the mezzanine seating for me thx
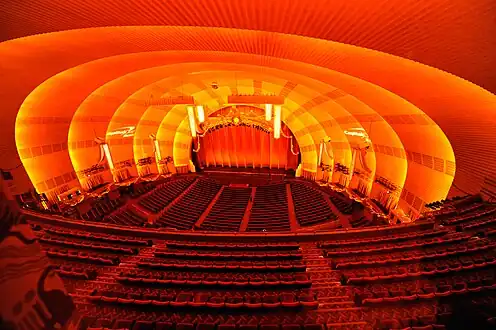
[290,182,336,227]
[200,187,251,232]
[248,184,290,232]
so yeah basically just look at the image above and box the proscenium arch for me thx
[9,26,466,214]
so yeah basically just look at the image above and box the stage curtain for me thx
[196,125,298,169]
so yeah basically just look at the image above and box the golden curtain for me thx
[196,125,298,170]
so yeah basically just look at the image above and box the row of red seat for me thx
[43,247,120,265]
[318,229,447,249]
[88,290,319,310]
[137,259,307,272]
[462,215,496,230]
[324,233,471,256]
[200,187,252,232]
[248,184,291,232]
[81,196,125,222]
[42,226,151,246]
[56,264,98,280]
[154,250,302,261]
[105,209,147,227]
[344,257,496,284]
[139,178,196,213]
[83,319,325,330]
[38,234,138,254]
[165,242,300,251]
[116,272,311,288]
[290,182,336,227]
[331,239,495,269]
[158,179,223,230]
[356,281,496,305]
[441,206,496,225]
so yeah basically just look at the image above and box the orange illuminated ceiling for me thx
[1,0,496,213]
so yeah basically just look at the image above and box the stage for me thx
[200,166,295,186]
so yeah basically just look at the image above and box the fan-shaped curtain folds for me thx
[195,125,298,170]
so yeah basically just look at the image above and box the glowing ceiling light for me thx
[187,105,197,137]
[265,104,273,121]
[196,105,205,123]
[102,143,114,170]
[274,105,282,139]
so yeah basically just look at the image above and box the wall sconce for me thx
[196,105,205,123]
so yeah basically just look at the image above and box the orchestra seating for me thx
[290,182,336,227]
[247,184,291,232]
[139,177,196,213]
[157,178,222,230]
[80,195,125,221]
[319,187,354,215]
[200,187,251,231]
[105,209,147,227]
[23,190,496,329]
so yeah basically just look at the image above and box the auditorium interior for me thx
[1,1,496,329]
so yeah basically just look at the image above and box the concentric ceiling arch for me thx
[0,12,494,217]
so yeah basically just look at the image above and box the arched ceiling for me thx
[1,1,495,214]
[1,0,495,92]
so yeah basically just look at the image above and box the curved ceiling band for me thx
[68,66,349,179]
[48,60,403,199]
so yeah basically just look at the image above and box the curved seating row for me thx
[105,210,147,227]
[137,259,306,272]
[84,319,325,330]
[344,257,496,284]
[43,247,120,265]
[42,226,151,246]
[324,233,471,256]
[441,206,496,225]
[139,178,196,213]
[200,187,251,232]
[88,290,319,310]
[317,229,447,248]
[356,281,496,305]
[290,182,336,227]
[154,250,302,261]
[158,179,222,230]
[116,272,312,288]
[248,184,290,232]
[38,235,138,254]
[165,242,300,251]
[56,265,98,280]
[331,239,496,269]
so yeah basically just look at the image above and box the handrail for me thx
[22,209,434,243]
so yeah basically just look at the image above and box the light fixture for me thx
[265,104,273,121]
[318,141,324,165]
[101,143,114,170]
[196,105,205,123]
[273,105,282,139]
[187,105,197,137]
